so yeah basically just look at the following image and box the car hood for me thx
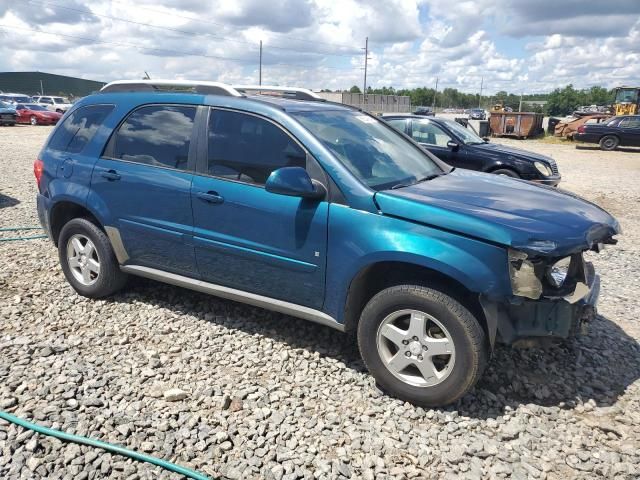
[0,107,16,114]
[375,169,619,257]
[470,142,554,163]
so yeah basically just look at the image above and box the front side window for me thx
[441,119,486,144]
[111,105,196,170]
[292,109,441,191]
[40,98,53,104]
[411,120,452,147]
[48,104,114,154]
[207,109,306,185]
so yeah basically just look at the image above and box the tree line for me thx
[341,84,616,116]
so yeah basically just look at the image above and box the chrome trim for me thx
[104,226,129,263]
[120,265,345,332]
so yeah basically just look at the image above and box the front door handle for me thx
[100,170,121,181]
[196,191,224,204]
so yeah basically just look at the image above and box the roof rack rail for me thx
[100,80,243,97]
[233,85,325,101]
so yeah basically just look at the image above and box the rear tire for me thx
[599,135,619,151]
[357,285,488,407]
[492,168,520,178]
[58,218,128,298]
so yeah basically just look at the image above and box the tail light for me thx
[34,159,44,190]
[577,125,586,134]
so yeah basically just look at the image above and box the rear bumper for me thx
[36,193,53,241]
[573,133,599,143]
[481,262,599,345]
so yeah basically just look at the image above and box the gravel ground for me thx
[1,124,639,480]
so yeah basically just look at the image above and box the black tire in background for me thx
[58,217,128,298]
[599,135,619,151]
[357,285,488,407]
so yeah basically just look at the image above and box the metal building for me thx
[316,92,412,114]
[0,71,105,97]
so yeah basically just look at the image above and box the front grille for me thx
[548,159,559,176]
[0,114,15,121]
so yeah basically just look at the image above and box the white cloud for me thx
[0,0,638,94]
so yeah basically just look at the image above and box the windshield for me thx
[292,109,442,191]
[0,100,14,109]
[615,88,639,104]
[443,119,485,144]
[23,104,47,111]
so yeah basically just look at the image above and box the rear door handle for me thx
[100,170,121,181]
[196,191,224,204]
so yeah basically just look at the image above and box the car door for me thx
[191,108,329,309]
[91,104,199,276]
[618,117,640,146]
[408,118,460,166]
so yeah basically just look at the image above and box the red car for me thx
[15,103,62,125]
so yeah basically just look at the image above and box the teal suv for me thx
[35,80,619,406]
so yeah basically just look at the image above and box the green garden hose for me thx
[0,226,47,242]
[0,235,48,242]
[0,227,43,231]
[0,411,212,480]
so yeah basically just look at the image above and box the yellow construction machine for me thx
[613,86,640,115]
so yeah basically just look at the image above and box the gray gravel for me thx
[1,125,639,479]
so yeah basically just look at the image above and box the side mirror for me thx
[482,137,490,142]
[447,140,460,151]
[265,166,326,200]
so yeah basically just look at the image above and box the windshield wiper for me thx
[391,172,445,189]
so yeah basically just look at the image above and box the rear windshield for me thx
[48,104,114,154]
[292,109,441,191]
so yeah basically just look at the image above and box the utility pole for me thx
[519,92,523,112]
[259,40,263,86]
[431,77,438,110]
[478,76,483,108]
[40,80,44,95]
[361,36,371,104]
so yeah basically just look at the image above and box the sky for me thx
[0,0,639,95]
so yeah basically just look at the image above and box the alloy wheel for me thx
[376,309,455,387]
[66,234,101,286]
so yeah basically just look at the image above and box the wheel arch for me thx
[49,200,104,246]
[343,260,490,343]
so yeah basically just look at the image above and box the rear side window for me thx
[619,117,640,128]
[48,104,114,154]
[207,109,306,185]
[111,105,196,170]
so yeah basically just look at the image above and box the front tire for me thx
[599,135,619,151]
[58,218,128,298]
[358,285,487,407]
[30,115,37,126]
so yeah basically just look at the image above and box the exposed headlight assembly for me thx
[534,161,552,177]
[547,256,571,288]
[508,249,542,299]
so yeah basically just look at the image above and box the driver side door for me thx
[191,108,329,309]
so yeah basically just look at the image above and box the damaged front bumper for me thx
[481,262,600,346]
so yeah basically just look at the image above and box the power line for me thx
[0,24,349,71]
[26,0,359,59]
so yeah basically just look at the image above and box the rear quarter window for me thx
[48,104,114,154]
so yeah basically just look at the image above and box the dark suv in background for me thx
[382,114,561,185]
